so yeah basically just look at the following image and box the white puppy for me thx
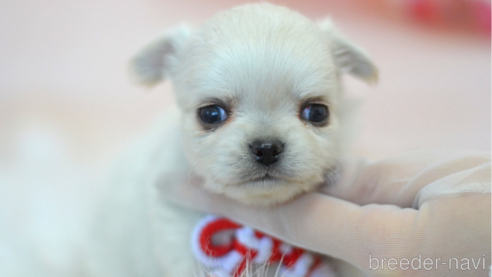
[88,3,377,277]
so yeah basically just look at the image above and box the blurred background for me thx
[0,0,490,275]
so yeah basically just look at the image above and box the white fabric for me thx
[236,227,259,249]
[281,253,314,277]
[253,237,273,263]
[173,150,491,276]
[210,269,230,277]
[191,215,225,268]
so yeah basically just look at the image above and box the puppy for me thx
[88,3,377,277]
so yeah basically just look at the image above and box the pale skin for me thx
[168,150,491,276]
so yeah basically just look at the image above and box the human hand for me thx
[164,151,491,276]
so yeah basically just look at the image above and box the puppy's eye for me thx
[301,104,329,124]
[199,105,228,125]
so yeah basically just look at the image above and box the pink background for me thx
[0,0,490,271]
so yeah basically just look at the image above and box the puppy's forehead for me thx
[176,4,338,109]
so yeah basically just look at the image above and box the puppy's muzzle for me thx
[249,140,284,167]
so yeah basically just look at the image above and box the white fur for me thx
[90,3,377,276]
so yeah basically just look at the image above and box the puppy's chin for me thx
[204,178,321,207]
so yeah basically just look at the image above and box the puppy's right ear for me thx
[318,19,378,84]
[129,26,191,87]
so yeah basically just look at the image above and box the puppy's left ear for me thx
[319,19,378,84]
[129,25,192,87]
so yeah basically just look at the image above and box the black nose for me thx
[250,140,284,166]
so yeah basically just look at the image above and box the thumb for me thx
[323,150,490,207]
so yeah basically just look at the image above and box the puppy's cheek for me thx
[181,117,213,176]
[182,118,251,187]
[202,179,228,194]
[284,126,336,180]
[290,130,339,184]
[212,131,250,177]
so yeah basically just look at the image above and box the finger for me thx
[175,183,418,271]
[414,161,491,208]
[323,150,490,207]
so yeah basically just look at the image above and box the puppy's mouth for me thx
[233,167,295,186]
[248,173,277,183]
[240,170,293,185]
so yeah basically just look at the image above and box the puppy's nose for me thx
[250,140,284,166]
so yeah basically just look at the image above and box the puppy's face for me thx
[177,47,340,205]
[131,4,377,206]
